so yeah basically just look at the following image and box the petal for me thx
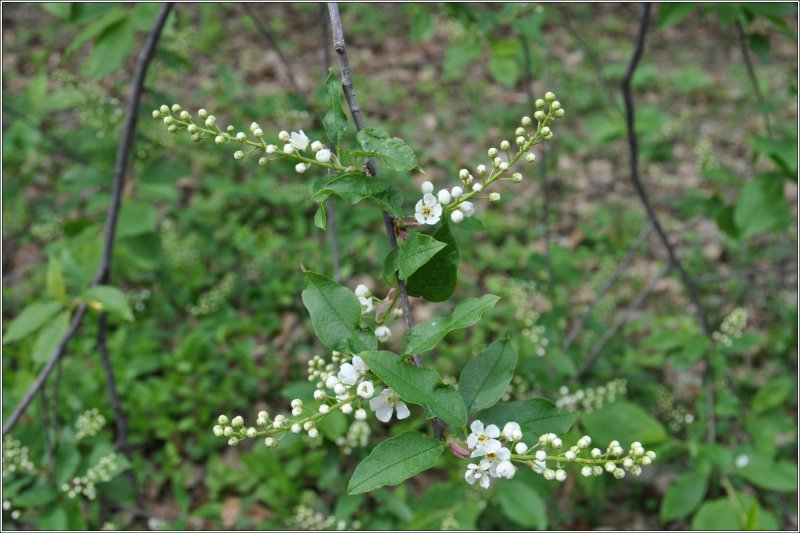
[414,213,426,225]
[369,396,384,412]
[432,204,443,216]
[465,471,476,484]
[415,199,424,212]
[423,193,437,206]
[484,439,502,453]
[428,214,441,225]
[486,425,501,438]
[497,447,511,461]
[376,405,393,423]
[466,434,478,448]
[470,448,486,458]
[480,475,491,489]
[470,420,485,434]
[395,401,410,419]
[352,356,367,373]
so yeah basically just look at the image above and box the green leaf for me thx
[751,135,797,180]
[46,255,67,302]
[480,398,574,438]
[459,338,517,415]
[736,455,798,492]
[3,301,63,344]
[658,3,696,29]
[301,270,377,353]
[691,498,742,530]
[488,40,521,88]
[15,483,58,507]
[496,479,547,529]
[32,311,70,364]
[360,351,467,426]
[90,19,136,79]
[313,172,404,217]
[39,507,68,530]
[314,202,328,230]
[64,7,127,57]
[747,32,771,61]
[83,285,134,322]
[397,233,446,280]
[403,294,500,355]
[579,401,667,447]
[660,470,709,522]
[356,128,419,171]
[54,445,81,485]
[117,201,158,238]
[323,69,348,148]
[347,431,443,494]
[752,376,794,413]
[406,222,459,302]
[734,174,790,238]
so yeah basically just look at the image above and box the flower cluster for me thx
[489,276,551,357]
[160,219,201,269]
[336,420,371,455]
[411,91,564,226]
[656,386,695,432]
[712,307,748,347]
[126,288,152,313]
[187,272,236,316]
[459,420,656,489]
[61,453,119,500]
[214,352,411,449]
[2,436,35,478]
[286,504,359,531]
[556,378,627,412]
[74,408,106,441]
[153,104,344,175]
[354,283,399,343]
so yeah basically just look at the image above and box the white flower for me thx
[472,183,483,193]
[375,325,392,342]
[495,461,516,479]
[735,454,750,468]
[459,202,475,217]
[535,450,547,462]
[319,405,330,414]
[437,189,452,205]
[369,388,410,422]
[310,140,324,152]
[476,164,487,175]
[421,180,434,194]
[341,403,353,414]
[316,149,332,163]
[451,186,463,198]
[351,355,368,375]
[354,408,367,421]
[501,422,522,442]
[290,130,310,151]
[359,296,373,314]
[283,144,295,154]
[466,420,501,452]
[514,442,528,455]
[451,210,464,224]
[465,460,492,489]
[355,284,371,298]
[581,466,592,477]
[555,469,567,482]
[357,380,374,399]
[278,130,290,141]
[295,163,308,174]
[531,460,546,474]
[414,193,442,225]
[334,383,347,395]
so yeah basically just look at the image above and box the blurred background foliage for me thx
[2,2,797,530]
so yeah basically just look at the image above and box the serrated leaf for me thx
[323,69,348,148]
[459,338,517,415]
[356,128,419,171]
[348,431,443,494]
[313,172,404,217]
[406,222,459,302]
[397,233,446,280]
[360,351,467,426]
[660,469,709,522]
[3,301,64,344]
[480,398,574,438]
[301,270,377,353]
[83,285,134,322]
[32,311,70,364]
[496,479,547,529]
[403,294,500,355]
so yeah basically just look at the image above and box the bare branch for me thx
[3,3,174,439]
[326,2,444,438]
[561,223,655,352]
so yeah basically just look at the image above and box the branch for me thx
[2,3,174,439]
[621,3,716,442]
[573,263,672,380]
[326,2,445,439]
[241,3,305,101]
[561,222,654,352]
[734,19,773,139]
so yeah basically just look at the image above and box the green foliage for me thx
[83,285,134,322]
[458,338,517,415]
[395,233,446,281]
[406,222,460,302]
[481,398,574,438]
[313,173,405,218]
[354,128,419,172]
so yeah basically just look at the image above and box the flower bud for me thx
[303,421,314,431]
[521,116,532,127]
[489,192,500,202]
[266,144,277,154]
[215,135,225,145]
[535,99,545,109]
[613,468,625,479]
[493,157,502,167]
[543,469,556,480]
[291,423,301,434]
[544,91,555,102]
[514,442,528,454]
[295,163,308,174]
[159,104,170,115]
[167,124,177,133]
[188,124,197,134]
[552,438,562,449]
[226,125,234,133]
[257,410,268,420]
[234,151,244,160]
[516,136,526,145]
[319,404,330,414]
[515,127,526,136]
[511,173,523,183]
[450,210,464,224]
[555,108,565,118]
[224,426,234,437]
[316,148,332,163]
[198,108,208,119]
[437,189,452,205]
[231,416,244,428]
[259,157,268,166]
[591,448,602,458]
[540,127,551,137]
[565,451,576,461]
[451,186,463,198]
[180,110,191,120]
[535,450,547,461]
[292,407,303,417]
[163,116,173,125]
[581,466,592,477]
[605,462,616,472]
[264,437,276,447]
[341,403,353,414]
[534,110,546,122]
[526,153,536,163]
[152,110,161,119]
[500,140,510,151]
[213,425,224,437]
[313,390,326,400]
[555,469,567,482]
[551,100,561,110]
[205,115,216,127]
[278,130,290,141]
[476,164,487,175]
[310,140,323,152]
[246,427,257,438]
[334,383,346,395]
[498,162,509,171]
[308,428,319,439]
[472,183,483,192]
[254,128,263,137]
[355,408,367,421]
[488,147,498,158]
[236,132,246,141]
[228,437,239,447]
[421,180,434,194]
[284,144,294,154]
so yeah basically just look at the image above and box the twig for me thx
[573,263,671,380]
[734,19,773,139]
[621,3,716,442]
[2,2,174,439]
[326,2,445,439]
[241,3,305,101]
[561,222,655,352]
[319,2,341,282]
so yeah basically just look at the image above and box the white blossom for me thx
[414,193,442,225]
[421,180,434,194]
[357,381,374,399]
[466,420,501,452]
[459,201,475,217]
[495,460,516,479]
[359,296,373,314]
[316,149,332,163]
[290,130,310,151]
[501,422,522,442]
[355,284,371,298]
[451,210,464,224]
[375,325,392,342]
[369,388,410,422]
[437,189,452,205]
[465,460,492,489]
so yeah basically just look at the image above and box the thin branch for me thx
[621,3,716,442]
[573,263,671,380]
[561,222,655,352]
[3,3,174,439]
[319,3,341,282]
[326,2,445,439]
[734,19,773,139]
[241,3,305,100]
